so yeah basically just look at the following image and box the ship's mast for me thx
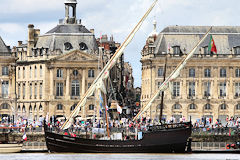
[159,56,167,123]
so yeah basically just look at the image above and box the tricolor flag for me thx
[208,35,217,54]
[22,133,27,141]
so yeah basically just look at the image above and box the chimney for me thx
[18,41,22,46]
[34,29,40,37]
[28,24,35,42]
[110,35,114,42]
[90,29,94,34]
[27,24,35,57]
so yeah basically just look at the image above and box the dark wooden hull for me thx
[44,123,191,153]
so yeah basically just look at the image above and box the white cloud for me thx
[0,21,58,47]
[0,0,62,14]
[0,23,25,34]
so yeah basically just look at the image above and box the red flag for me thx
[208,35,217,54]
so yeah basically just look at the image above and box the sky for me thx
[0,0,240,87]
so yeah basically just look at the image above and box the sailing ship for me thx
[44,0,212,153]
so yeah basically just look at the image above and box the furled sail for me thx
[61,0,159,130]
[133,27,212,121]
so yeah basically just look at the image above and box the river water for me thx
[0,153,239,160]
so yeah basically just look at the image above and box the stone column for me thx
[198,67,202,99]
[182,78,187,99]
[65,69,70,99]
[81,69,86,118]
[229,67,233,99]
[49,69,54,99]
[65,5,69,18]
[229,103,234,118]
[212,104,219,122]
[81,70,86,96]
[182,103,188,121]
[213,67,218,99]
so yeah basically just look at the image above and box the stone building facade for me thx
[141,25,240,124]
[0,37,16,121]
[97,35,135,118]
[14,0,101,121]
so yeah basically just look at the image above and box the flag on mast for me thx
[208,35,217,54]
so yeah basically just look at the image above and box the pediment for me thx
[51,50,98,62]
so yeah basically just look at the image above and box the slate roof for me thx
[35,24,98,54]
[0,36,11,56]
[46,24,91,34]
[161,26,240,34]
[154,26,240,55]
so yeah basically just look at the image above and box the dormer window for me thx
[172,46,181,55]
[233,46,240,55]
[40,48,43,56]
[203,46,209,55]
[79,42,88,51]
[34,49,38,57]
[64,42,73,50]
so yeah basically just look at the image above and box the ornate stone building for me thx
[97,35,135,118]
[14,0,101,121]
[0,37,16,121]
[141,25,240,124]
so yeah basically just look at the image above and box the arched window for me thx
[57,69,63,78]
[233,46,240,55]
[34,66,37,78]
[205,104,211,110]
[173,46,181,55]
[34,105,37,112]
[71,80,80,96]
[89,104,94,110]
[29,105,32,112]
[220,104,227,110]
[40,65,43,77]
[79,42,88,50]
[23,67,25,78]
[173,104,181,110]
[57,104,63,110]
[1,103,9,110]
[236,104,240,110]
[71,104,77,111]
[39,104,43,111]
[18,105,21,112]
[22,105,26,112]
[64,42,73,50]
[189,103,196,110]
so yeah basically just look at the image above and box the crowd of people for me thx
[1,115,240,135]
[0,117,44,133]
